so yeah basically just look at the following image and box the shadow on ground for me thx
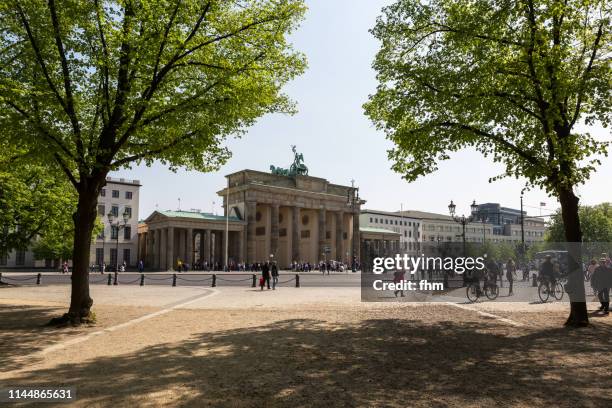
[4,314,612,407]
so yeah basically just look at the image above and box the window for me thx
[256,227,266,236]
[16,250,25,266]
[385,219,388,224]
[374,218,378,223]
[123,249,131,265]
[279,228,287,237]
[112,190,120,198]
[96,248,104,265]
[111,226,119,239]
[111,206,119,217]
[124,207,132,218]
[370,217,373,223]
[326,231,331,239]
[97,228,105,240]
[301,230,310,239]
[100,189,106,197]
[97,205,105,216]
[125,191,133,199]
[124,226,131,240]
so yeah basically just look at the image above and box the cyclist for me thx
[539,255,556,294]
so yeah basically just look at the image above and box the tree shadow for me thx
[5,316,612,407]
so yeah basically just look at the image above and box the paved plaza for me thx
[1,277,611,407]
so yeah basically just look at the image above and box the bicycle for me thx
[537,278,564,302]
[466,280,499,303]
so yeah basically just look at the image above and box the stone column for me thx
[221,228,228,268]
[178,228,185,263]
[186,228,193,265]
[167,226,174,270]
[155,229,161,269]
[352,212,360,263]
[240,226,246,264]
[246,201,257,263]
[318,208,327,261]
[160,228,167,271]
[291,206,300,262]
[336,212,344,262]
[204,230,211,263]
[270,204,279,258]
[145,231,153,267]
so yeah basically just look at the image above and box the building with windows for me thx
[92,177,141,268]
[1,176,141,270]
[359,210,421,254]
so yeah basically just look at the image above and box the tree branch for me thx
[47,0,84,159]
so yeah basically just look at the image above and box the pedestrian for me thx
[506,259,516,296]
[271,262,279,290]
[262,261,271,290]
[587,259,597,281]
[393,269,406,297]
[62,261,69,274]
[591,257,611,315]
[177,258,183,273]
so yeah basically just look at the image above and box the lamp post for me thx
[449,200,478,287]
[107,208,130,273]
[347,179,363,272]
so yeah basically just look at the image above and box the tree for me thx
[364,0,610,326]
[0,144,75,261]
[0,0,306,324]
[546,203,612,259]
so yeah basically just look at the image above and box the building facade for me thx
[1,176,141,270]
[91,177,141,268]
[360,210,421,254]
[139,169,364,270]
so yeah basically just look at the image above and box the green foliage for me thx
[0,0,307,183]
[364,0,610,194]
[0,144,75,257]
[546,203,612,242]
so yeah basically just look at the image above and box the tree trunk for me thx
[557,185,588,327]
[50,176,104,325]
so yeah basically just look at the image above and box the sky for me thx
[110,0,612,221]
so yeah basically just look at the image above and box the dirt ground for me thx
[1,285,611,407]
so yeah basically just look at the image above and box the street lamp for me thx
[448,200,477,257]
[347,180,362,272]
[107,208,130,273]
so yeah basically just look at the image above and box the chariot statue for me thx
[270,145,309,177]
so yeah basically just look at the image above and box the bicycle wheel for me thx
[538,283,550,303]
[485,284,499,300]
[466,283,479,303]
[553,282,564,300]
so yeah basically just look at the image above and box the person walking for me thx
[137,259,144,273]
[591,257,611,315]
[271,262,279,290]
[393,269,406,297]
[261,261,271,290]
[62,261,69,274]
[506,259,516,296]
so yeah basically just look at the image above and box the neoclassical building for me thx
[138,168,364,270]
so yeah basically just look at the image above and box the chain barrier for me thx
[89,276,108,284]
[144,275,173,281]
[175,276,214,282]
[1,275,38,282]
[117,277,143,285]
[277,277,296,284]
[215,277,253,282]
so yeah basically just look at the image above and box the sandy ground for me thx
[1,284,611,407]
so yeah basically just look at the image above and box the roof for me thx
[361,208,422,219]
[153,210,242,222]
[360,226,401,235]
[397,210,453,221]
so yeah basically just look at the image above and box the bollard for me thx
[295,274,300,288]
[532,273,538,287]
[172,273,177,287]
[107,274,112,285]
[36,273,41,285]
[140,274,145,286]
[113,271,118,285]
[212,274,217,287]
[252,274,256,288]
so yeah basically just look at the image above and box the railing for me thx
[0,272,301,288]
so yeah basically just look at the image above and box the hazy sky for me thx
[111,0,612,221]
